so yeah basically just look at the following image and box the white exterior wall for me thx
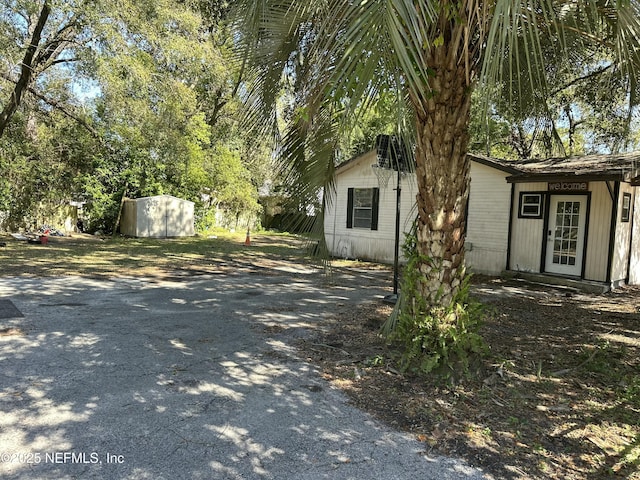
[465,162,511,274]
[611,183,635,285]
[164,195,195,237]
[509,182,547,273]
[583,182,612,282]
[325,153,511,270]
[324,150,418,263]
[508,181,614,282]
[137,197,166,237]
[629,188,640,285]
[325,151,634,287]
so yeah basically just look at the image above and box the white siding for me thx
[611,183,635,284]
[465,162,511,274]
[509,181,614,280]
[509,182,547,273]
[326,154,511,270]
[584,183,611,282]
[324,150,418,263]
[325,152,630,287]
[165,196,195,237]
[629,187,640,285]
[138,197,166,237]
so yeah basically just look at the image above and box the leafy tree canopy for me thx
[229,0,640,376]
[0,0,270,232]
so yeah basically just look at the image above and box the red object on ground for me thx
[244,231,251,246]
[40,236,48,245]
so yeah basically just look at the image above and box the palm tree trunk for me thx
[412,38,473,309]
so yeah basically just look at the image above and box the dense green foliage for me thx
[469,60,640,159]
[2,1,638,235]
[230,0,640,376]
[0,0,269,233]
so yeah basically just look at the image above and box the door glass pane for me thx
[551,200,581,268]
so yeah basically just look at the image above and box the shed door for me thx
[545,195,588,276]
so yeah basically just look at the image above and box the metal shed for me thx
[120,195,195,238]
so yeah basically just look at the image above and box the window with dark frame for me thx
[353,189,373,228]
[518,192,544,219]
[346,188,379,230]
[621,193,631,223]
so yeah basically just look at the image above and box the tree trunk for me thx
[112,189,128,237]
[0,2,51,138]
[412,29,474,309]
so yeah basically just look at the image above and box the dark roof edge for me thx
[337,149,640,183]
[467,153,522,175]
[338,151,526,175]
[506,173,624,183]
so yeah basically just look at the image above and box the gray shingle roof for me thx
[470,151,640,184]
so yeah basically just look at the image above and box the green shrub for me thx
[385,230,486,381]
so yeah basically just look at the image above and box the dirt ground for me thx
[1,233,638,478]
[298,275,640,479]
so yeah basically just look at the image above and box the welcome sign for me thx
[548,181,589,192]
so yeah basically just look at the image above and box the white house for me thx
[120,195,195,238]
[324,148,419,263]
[324,148,640,290]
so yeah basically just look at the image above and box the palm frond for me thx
[232,0,640,244]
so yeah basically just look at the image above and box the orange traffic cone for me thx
[244,228,251,246]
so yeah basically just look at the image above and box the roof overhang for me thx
[335,149,377,175]
[506,173,624,183]
[335,145,640,187]
[468,154,521,175]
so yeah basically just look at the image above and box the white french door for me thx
[545,195,587,276]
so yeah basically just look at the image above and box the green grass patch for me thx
[0,231,308,278]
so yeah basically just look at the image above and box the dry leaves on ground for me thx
[299,277,640,479]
